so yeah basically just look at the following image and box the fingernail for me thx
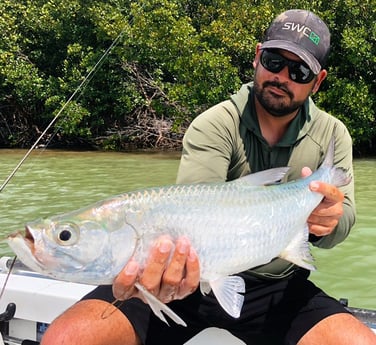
[125,260,139,275]
[188,248,197,262]
[310,181,319,191]
[158,239,172,253]
[178,237,189,254]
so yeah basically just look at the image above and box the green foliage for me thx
[55,101,92,137]
[0,0,374,152]
[317,76,374,142]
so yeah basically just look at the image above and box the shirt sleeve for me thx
[176,101,238,184]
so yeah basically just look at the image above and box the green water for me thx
[0,149,375,309]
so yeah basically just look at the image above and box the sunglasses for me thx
[260,50,316,84]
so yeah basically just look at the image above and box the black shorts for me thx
[82,269,350,345]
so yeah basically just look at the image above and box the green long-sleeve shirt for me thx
[176,82,355,279]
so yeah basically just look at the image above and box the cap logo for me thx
[282,22,321,45]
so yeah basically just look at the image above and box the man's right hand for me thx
[112,236,200,303]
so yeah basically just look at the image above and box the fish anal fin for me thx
[135,282,187,327]
[210,276,245,318]
[279,225,316,271]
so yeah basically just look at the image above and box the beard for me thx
[253,77,306,117]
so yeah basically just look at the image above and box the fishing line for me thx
[0,4,147,312]
[0,28,126,193]
[101,298,125,319]
[0,27,126,304]
[0,256,17,301]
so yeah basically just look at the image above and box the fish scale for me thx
[131,180,307,277]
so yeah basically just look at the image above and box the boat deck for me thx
[0,258,374,344]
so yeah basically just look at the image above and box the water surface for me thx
[311,159,376,309]
[0,149,375,309]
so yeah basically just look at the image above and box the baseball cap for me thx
[261,9,330,74]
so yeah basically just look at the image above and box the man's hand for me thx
[302,167,345,237]
[112,236,200,303]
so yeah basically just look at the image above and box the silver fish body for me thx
[7,138,350,325]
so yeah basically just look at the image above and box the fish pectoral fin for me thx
[134,282,187,327]
[210,276,245,318]
[279,225,316,271]
[236,167,290,186]
[200,281,211,295]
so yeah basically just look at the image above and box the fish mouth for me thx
[8,227,35,251]
[24,226,35,244]
[7,226,44,273]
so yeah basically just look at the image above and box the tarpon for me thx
[7,138,350,326]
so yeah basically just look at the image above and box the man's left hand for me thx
[302,167,345,237]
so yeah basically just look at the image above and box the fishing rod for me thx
[0,28,125,193]
[0,26,126,304]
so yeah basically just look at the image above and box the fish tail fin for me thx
[331,166,352,187]
[209,276,245,318]
[134,282,187,327]
[279,225,316,271]
[322,137,352,187]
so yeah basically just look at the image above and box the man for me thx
[41,9,376,345]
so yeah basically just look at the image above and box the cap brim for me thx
[261,40,321,74]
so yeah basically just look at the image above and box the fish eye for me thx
[59,229,72,241]
[53,222,80,246]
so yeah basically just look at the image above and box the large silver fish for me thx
[7,138,350,326]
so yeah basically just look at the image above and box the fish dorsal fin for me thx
[279,225,316,271]
[135,282,187,326]
[236,167,290,186]
[322,137,335,168]
[209,276,245,318]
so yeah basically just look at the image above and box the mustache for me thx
[263,81,293,99]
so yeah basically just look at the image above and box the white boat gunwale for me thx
[0,257,374,345]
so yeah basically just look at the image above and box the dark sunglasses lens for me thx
[261,51,285,73]
[261,50,315,84]
[289,62,314,83]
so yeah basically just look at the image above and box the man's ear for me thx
[312,69,327,94]
[253,43,263,69]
